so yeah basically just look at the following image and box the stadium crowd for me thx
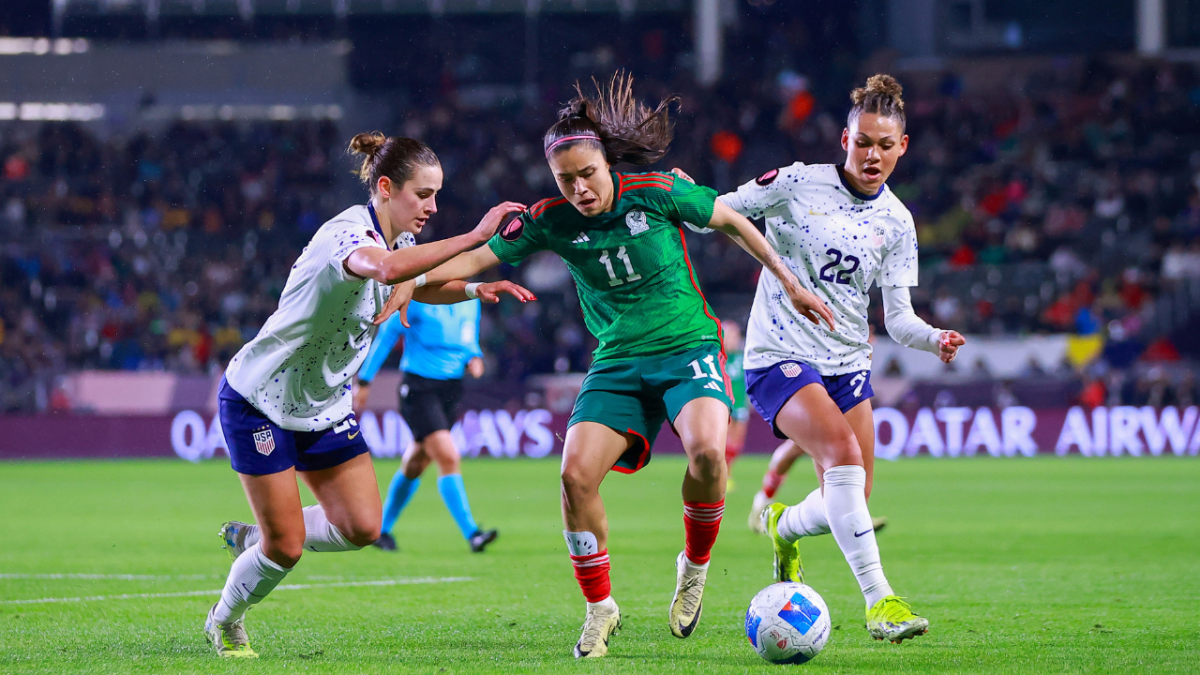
[4,47,1200,410]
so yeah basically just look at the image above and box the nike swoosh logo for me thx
[347,431,360,439]
[854,529,873,537]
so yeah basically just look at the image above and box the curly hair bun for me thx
[852,74,904,107]
[346,132,439,190]
[849,73,906,130]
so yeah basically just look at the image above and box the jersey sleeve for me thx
[324,216,388,281]
[879,210,920,288]
[357,312,405,383]
[720,161,805,219]
[665,177,718,227]
[487,210,547,265]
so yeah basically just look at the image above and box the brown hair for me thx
[348,132,440,192]
[543,71,679,166]
[848,74,906,132]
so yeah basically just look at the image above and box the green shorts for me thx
[568,342,733,474]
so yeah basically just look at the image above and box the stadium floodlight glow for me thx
[7,103,105,121]
[0,37,89,55]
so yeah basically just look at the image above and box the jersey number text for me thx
[818,248,860,285]
[599,246,642,286]
[689,355,724,382]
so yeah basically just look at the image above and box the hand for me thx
[784,280,836,331]
[374,279,415,326]
[472,201,527,245]
[671,167,696,184]
[474,280,537,304]
[467,357,485,379]
[938,330,966,364]
[351,382,371,418]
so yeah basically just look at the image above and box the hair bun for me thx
[349,131,386,157]
[852,74,904,107]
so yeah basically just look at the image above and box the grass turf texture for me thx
[1,456,1197,674]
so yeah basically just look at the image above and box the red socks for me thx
[724,441,742,466]
[570,551,611,603]
[762,469,785,499]
[683,500,724,565]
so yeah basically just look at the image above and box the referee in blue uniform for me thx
[353,299,498,553]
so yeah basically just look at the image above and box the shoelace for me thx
[580,611,608,648]
[224,621,250,646]
[879,597,917,622]
[677,573,704,616]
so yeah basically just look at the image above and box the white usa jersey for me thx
[721,163,919,376]
[224,204,414,431]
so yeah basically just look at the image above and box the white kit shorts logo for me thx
[780,363,803,378]
[253,428,276,456]
[626,210,649,236]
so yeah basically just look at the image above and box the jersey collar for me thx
[367,202,394,250]
[836,165,885,201]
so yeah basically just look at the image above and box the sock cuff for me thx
[823,464,866,488]
[252,543,293,573]
[569,550,610,567]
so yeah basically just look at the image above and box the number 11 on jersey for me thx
[689,355,723,380]
[599,246,641,286]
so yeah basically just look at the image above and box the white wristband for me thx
[464,282,482,299]
[413,274,427,288]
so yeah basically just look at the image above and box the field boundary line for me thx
[0,576,474,605]
[0,573,216,581]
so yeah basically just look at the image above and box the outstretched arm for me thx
[705,200,836,331]
[345,201,524,285]
[881,286,964,364]
[413,280,535,305]
[372,247,524,324]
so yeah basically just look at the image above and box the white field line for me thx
[0,573,216,581]
[0,576,474,605]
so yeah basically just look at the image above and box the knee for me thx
[435,452,461,476]
[686,441,720,478]
[342,518,382,548]
[819,431,863,467]
[260,534,304,568]
[560,463,598,500]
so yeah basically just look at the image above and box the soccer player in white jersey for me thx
[685,74,965,643]
[204,132,533,658]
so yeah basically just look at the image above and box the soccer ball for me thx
[745,582,831,664]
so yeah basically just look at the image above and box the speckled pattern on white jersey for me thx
[721,162,918,376]
[224,204,414,431]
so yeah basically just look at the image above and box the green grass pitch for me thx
[1,455,1197,674]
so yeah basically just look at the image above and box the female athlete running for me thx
[417,73,832,658]
[687,74,964,643]
[204,132,532,658]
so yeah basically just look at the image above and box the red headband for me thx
[544,134,601,157]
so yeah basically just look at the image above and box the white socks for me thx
[778,488,831,540]
[237,505,361,553]
[212,542,291,624]
[823,465,893,608]
[301,505,362,552]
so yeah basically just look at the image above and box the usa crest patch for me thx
[780,363,803,378]
[626,210,649,235]
[253,428,276,456]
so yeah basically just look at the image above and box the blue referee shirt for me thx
[357,300,483,382]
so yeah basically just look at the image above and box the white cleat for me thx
[749,491,771,534]
[574,598,622,658]
[668,552,707,639]
[204,603,258,658]
[219,521,258,561]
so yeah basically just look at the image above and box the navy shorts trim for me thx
[745,362,873,439]
[218,377,370,476]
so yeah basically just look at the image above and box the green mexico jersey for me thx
[489,171,721,362]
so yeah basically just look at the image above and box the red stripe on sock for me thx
[570,550,611,603]
[762,470,785,499]
[683,500,724,565]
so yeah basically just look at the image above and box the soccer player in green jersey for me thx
[414,73,833,658]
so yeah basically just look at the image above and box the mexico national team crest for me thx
[253,428,276,456]
[626,210,649,236]
[781,363,803,378]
